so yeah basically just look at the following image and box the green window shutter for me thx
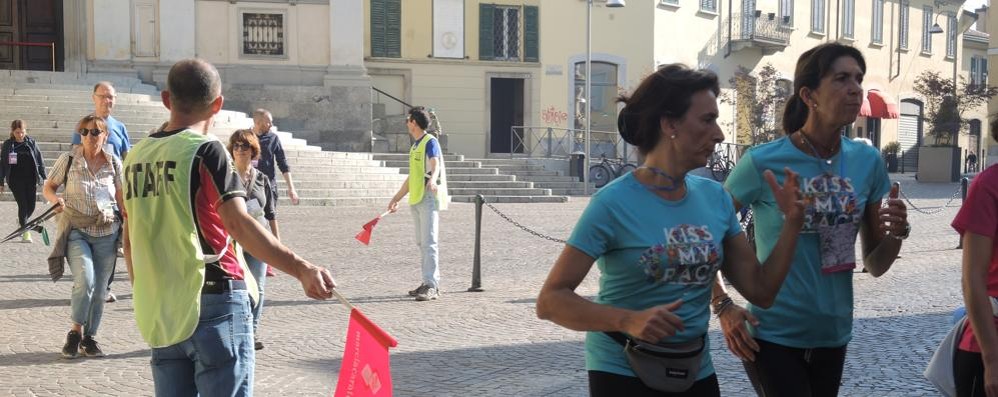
[524,6,539,62]
[386,0,401,58]
[371,0,386,57]
[479,4,495,60]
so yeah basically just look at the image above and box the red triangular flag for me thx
[355,212,388,245]
[334,308,398,397]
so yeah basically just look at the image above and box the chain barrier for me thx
[484,202,566,244]
[898,186,963,216]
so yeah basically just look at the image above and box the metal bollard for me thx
[957,177,970,249]
[468,194,485,292]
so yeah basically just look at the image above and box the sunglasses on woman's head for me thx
[79,128,103,137]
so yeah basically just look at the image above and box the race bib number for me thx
[817,222,858,274]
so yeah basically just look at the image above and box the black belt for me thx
[201,279,247,294]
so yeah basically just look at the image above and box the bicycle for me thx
[708,150,736,182]
[589,155,638,188]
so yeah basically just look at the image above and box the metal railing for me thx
[508,126,637,163]
[0,41,56,72]
[726,12,792,45]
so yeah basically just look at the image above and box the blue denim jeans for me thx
[411,193,440,288]
[244,252,266,333]
[67,229,118,337]
[150,289,255,397]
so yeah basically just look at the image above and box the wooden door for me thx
[0,0,62,71]
[0,0,18,70]
[19,0,62,71]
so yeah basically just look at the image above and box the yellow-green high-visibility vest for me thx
[123,129,257,348]
[408,134,449,210]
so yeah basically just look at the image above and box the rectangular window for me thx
[779,0,793,26]
[922,6,932,54]
[811,0,825,34]
[899,1,909,49]
[972,57,980,86]
[700,0,717,13]
[661,0,679,5]
[972,56,989,87]
[370,0,401,58]
[842,0,855,39]
[946,13,956,58]
[871,0,883,44]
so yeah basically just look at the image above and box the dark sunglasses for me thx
[232,142,252,151]
[79,128,103,137]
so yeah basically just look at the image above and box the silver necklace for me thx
[798,132,835,166]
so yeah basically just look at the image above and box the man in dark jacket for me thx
[251,109,299,205]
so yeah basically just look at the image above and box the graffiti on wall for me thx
[542,106,568,126]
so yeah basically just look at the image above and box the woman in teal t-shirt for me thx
[536,64,806,396]
[715,43,910,396]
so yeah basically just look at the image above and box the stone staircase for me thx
[373,153,592,203]
[1,70,591,206]
[0,71,406,207]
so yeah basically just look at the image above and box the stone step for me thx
[550,189,592,196]
[276,188,399,198]
[371,153,465,162]
[278,197,395,207]
[528,181,594,189]
[282,173,407,182]
[1,105,172,118]
[382,160,481,168]
[400,167,498,175]
[448,187,552,196]
[499,170,563,177]
[446,174,516,182]
[450,195,569,203]
[26,130,316,150]
[9,88,157,100]
[272,180,402,189]
[447,180,534,189]
[36,155,384,168]
[511,175,579,182]
[5,114,189,127]
[491,164,548,172]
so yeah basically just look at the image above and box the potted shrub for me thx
[882,141,900,173]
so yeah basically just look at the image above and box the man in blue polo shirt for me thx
[72,82,130,159]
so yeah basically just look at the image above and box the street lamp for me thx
[584,0,625,194]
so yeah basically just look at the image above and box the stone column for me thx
[325,0,369,86]
[321,0,373,152]
[61,0,87,73]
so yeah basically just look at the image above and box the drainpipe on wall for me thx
[725,0,732,58]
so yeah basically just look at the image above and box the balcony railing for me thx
[725,12,791,55]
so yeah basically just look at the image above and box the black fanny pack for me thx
[605,332,706,393]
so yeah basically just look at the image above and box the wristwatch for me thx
[891,223,911,241]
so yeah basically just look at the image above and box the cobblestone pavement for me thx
[0,173,972,396]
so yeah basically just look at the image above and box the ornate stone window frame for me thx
[238,8,290,60]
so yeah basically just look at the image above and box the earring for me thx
[812,103,819,108]
[670,135,676,139]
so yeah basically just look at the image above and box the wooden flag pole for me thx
[332,289,355,311]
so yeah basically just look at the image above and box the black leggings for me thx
[588,371,720,397]
[742,339,847,397]
[8,177,37,228]
[955,349,988,397]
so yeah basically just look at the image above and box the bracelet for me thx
[710,294,729,305]
[712,297,734,316]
